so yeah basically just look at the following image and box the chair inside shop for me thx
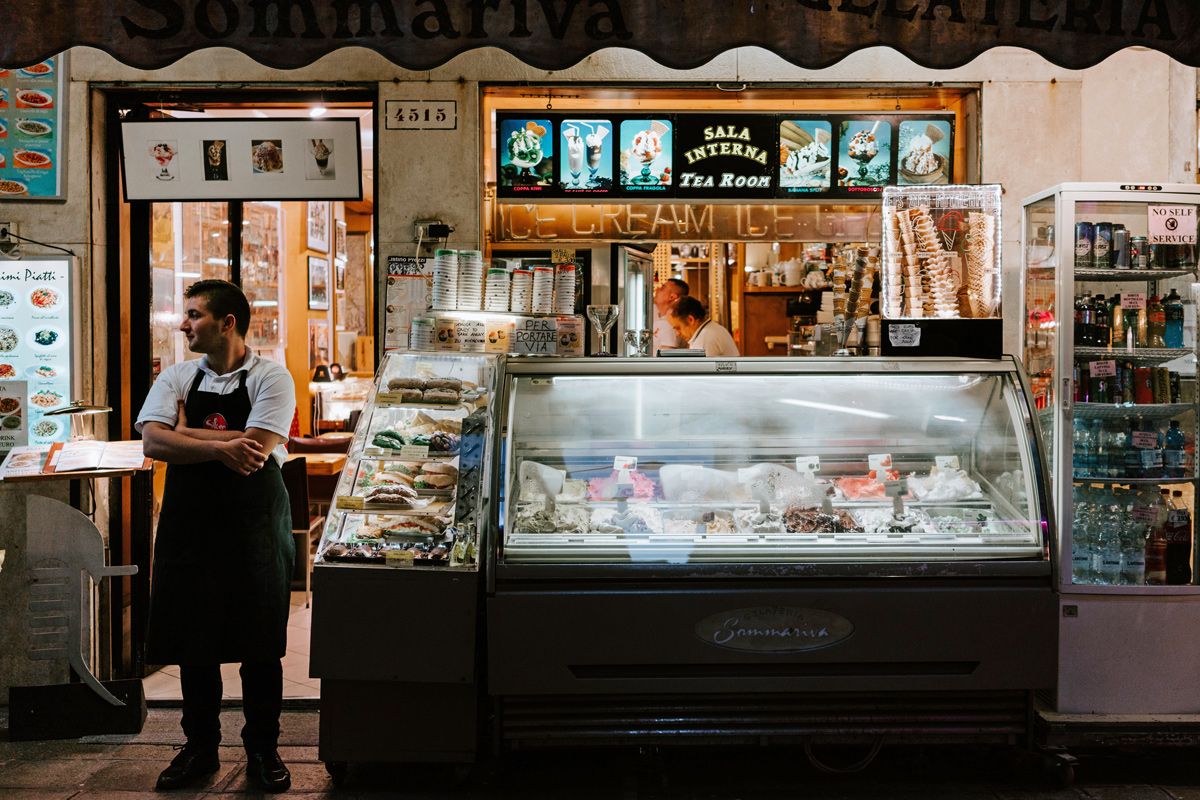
[280,457,325,609]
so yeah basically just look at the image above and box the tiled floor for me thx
[141,591,319,701]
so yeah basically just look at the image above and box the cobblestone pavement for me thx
[1,708,1197,798]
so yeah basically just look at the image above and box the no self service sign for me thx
[1148,205,1198,245]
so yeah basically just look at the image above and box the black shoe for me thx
[155,745,220,791]
[246,750,292,793]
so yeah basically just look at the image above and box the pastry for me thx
[364,483,417,501]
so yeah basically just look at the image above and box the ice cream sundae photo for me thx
[779,121,832,190]
[309,138,334,179]
[148,141,177,181]
[898,120,949,185]
[839,120,891,188]
[622,120,671,188]
[251,139,284,173]
[502,119,552,187]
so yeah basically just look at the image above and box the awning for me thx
[1,0,1197,72]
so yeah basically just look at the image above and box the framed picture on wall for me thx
[308,255,330,310]
[308,318,330,370]
[334,220,347,260]
[307,200,330,252]
[334,258,345,291]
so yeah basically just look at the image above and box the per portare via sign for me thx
[1148,204,1197,245]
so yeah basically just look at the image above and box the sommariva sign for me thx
[695,606,855,653]
[1,1,1197,71]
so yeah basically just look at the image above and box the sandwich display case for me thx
[310,351,501,778]
[1022,183,1200,718]
[488,357,1057,749]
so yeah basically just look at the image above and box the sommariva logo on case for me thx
[695,606,854,653]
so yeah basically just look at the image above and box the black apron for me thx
[145,367,294,665]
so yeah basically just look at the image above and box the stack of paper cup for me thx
[431,249,459,311]
[510,267,533,313]
[409,317,435,350]
[484,266,511,312]
[553,264,577,314]
[531,265,555,314]
[457,250,484,311]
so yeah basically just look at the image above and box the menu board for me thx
[0,257,73,450]
[496,112,953,201]
[0,55,65,201]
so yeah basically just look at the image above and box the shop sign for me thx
[1148,205,1197,245]
[695,606,854,653]
[493,202,883,243]
[384,100,457,131]
[496,112,954,201]
[3,2,1199,72]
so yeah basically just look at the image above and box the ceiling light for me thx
[309,106,328,118]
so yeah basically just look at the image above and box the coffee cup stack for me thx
[531,265,555,314]
[485,266,511,312]
[409,317,435,350]
[457,249,484,311]
[510,267,532,313]
[553,264,577,314]
[431,249,459,311]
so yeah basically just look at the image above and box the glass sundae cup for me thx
[587,304,619,357]
[585,124,608,188]
[564,127,584,187]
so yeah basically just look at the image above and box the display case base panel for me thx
[488,584,1056,695]
[881,318,1003,358]
[499,690,1033,749]
[319,679,477,764]
[311,564,478,683]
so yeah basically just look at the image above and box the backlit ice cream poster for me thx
[837,119,892,192]
[620,119,672,192]
[0,57,62,200]
[779,120,832,193]
[499,118,554,192]
[898,120,951,185]
[559,119,611,194]
[0,258,73,446]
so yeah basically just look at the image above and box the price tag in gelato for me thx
[884,479,907,498]
[1090,360,1117,378]
[1133,506,1157,523]
[1121,293,1147,310]
[795,456,821,474]
[400,445,430,458]
[614,456,638,471]
[868,453,893,472]
[934,455,961,471]
[1132,431,1158,449]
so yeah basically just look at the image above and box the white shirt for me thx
[653,308,687,353]
[689,320,740,357]
[135,350,296,465]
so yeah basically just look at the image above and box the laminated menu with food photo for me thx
[0,56,64,200]
[0,257,73,450]
[315,352,497,569]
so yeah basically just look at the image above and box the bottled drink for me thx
[1073,418,1095,477]
[1088,364,1109,404]
[1094,294,1110,347]
[1124,421,1144,478]
[1138,419,1164,479]
[1109,423,1128,478]
[1120,497,1147,586]
[1070,489,1095,584]
[1165,490,1193,585]
[1144,490,1170,585]
[1147,294,1166,347]
[1093,491,1124,585]
[1074,292,1093,346]
[1164,288,1185,349]
[1164,420,1186,478]
[1109,294,1126,347]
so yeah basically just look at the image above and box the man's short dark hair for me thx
[667,277,689,296]
[669,295,705,321]
[184,279,250,338]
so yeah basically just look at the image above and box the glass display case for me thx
[498,358,1049,568]
[314,352,500,570]
[1022,183,1199,592]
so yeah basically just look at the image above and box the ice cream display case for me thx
[1021,183,1200,715]
[310,351,501,774]
[487,357,1057,749]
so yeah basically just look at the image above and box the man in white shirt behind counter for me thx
[652,277,689,354]
[668,296,740,357]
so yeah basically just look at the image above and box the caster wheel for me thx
[324,760,349,786]
[1055,763,1075,789]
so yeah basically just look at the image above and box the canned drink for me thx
[1113,228,1131,269]
[1095,222,1114,268]
[1130,236,1150,269]
[1134,367,1155,404]
[1075,222,1095,269]
[1170,371,1182,403]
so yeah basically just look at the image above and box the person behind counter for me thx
[668,296,740,357]
[652,277,689,353]
[136,279,296,793]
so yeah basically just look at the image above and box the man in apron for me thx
[136,280,296,792]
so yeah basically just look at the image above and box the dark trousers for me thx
[180,660,283,754]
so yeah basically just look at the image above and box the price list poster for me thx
[0,55,65,200]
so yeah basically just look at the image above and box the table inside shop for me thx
[287,452,347,476]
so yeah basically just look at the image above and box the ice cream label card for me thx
[559,119,612,195]
[674,115,775,199]
[498,117,554,195]
[619,119,672,194]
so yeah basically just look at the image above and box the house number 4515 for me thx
[385,101,457,131]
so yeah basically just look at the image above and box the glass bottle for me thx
[1147,294,1166,347]
[1163,288,1184,349]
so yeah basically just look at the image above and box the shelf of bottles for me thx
[1023,186,1198,590]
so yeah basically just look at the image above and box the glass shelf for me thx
[1074,268,1196,282]
[1074,402,1192,420]
[1072,476,1198,486]
[1074,346,1194,365]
